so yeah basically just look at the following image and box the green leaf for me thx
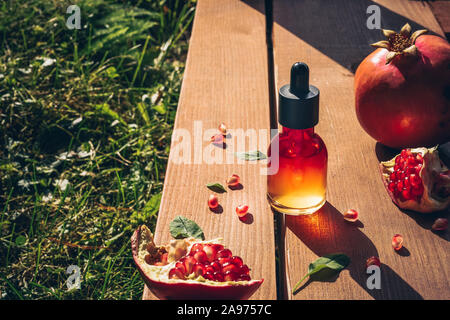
[152,104,166,115]
[206,182,227,193]
[235,150,267,161]
[15,235,27,246]
[292,253,350,294]
[170,216,205,240]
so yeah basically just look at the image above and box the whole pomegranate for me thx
[355,23,450,148]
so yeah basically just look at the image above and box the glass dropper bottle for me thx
[267,62,328,215]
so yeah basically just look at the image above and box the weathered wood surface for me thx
[143,0,277,300]
[272,0,449,299]
[429,0,450,40]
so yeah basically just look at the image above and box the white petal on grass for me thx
[110,119,120,127]
[42,193,54,203]
[40,57,56,68]
[55,178,69,191]
[70,117,83,127]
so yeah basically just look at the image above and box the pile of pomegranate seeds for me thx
[392,234,404,251]
[388,149,424,202]
[343,209,359,222]
[168,243,251,282]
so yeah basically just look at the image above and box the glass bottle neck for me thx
[281,126,315,138]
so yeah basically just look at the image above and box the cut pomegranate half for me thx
[131,225,263,300]
[380,147,450,213]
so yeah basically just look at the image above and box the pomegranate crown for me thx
[371,23,428,64]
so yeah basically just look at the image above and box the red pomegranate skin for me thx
[355,35,450,148]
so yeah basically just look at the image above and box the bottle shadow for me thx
[284,202,423,299]
[375,142,449,242]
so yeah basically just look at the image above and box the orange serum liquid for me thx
[267,126,327,215]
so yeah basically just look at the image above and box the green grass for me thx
[0,0,196,299]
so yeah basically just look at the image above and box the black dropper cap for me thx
[278,62,319,129]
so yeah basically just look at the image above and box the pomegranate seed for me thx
[183,256,196,274]
[204,272,215,281]
[392,234,403,251]
[224,271,239,281]
[222,263,240,274]
[211,134,224,145]
[205,265,216,274]
[193,250,208,264]
[190,243,204,254]
[168,267,185,280]
[365,256,381,268]
[193,263,207,277]
[409,174,420,186]
[217,257,232,266]
[415,164,423,174]
[213,272,224,282]
[217,249,233,259]
[175,261,186,274]
[236,205,249,218]
[388,182,395,192]
[401,189,412,201]
[210,261,222,272]
[407,156,416,166]
[203,244,223,262]
[239,264,250,275]
[219,123,227,135]
[431,218,448,231]
[238,274,251,281]
[343,209,358,222]
[226,174,240,187]
[231,256,243,267]
[208,194,219,209]
[416,154,423,162]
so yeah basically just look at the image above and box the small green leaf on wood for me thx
[206,182,227,193]
[292,253,350,294]
[235,150,267,161]
[169,216,205,240]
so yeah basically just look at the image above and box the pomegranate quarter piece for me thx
[131,225,263,300]
[380,147,450,213]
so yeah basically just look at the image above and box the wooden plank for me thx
[272,0,449,299]
[143,0,277,300]
[429,1,450,40]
